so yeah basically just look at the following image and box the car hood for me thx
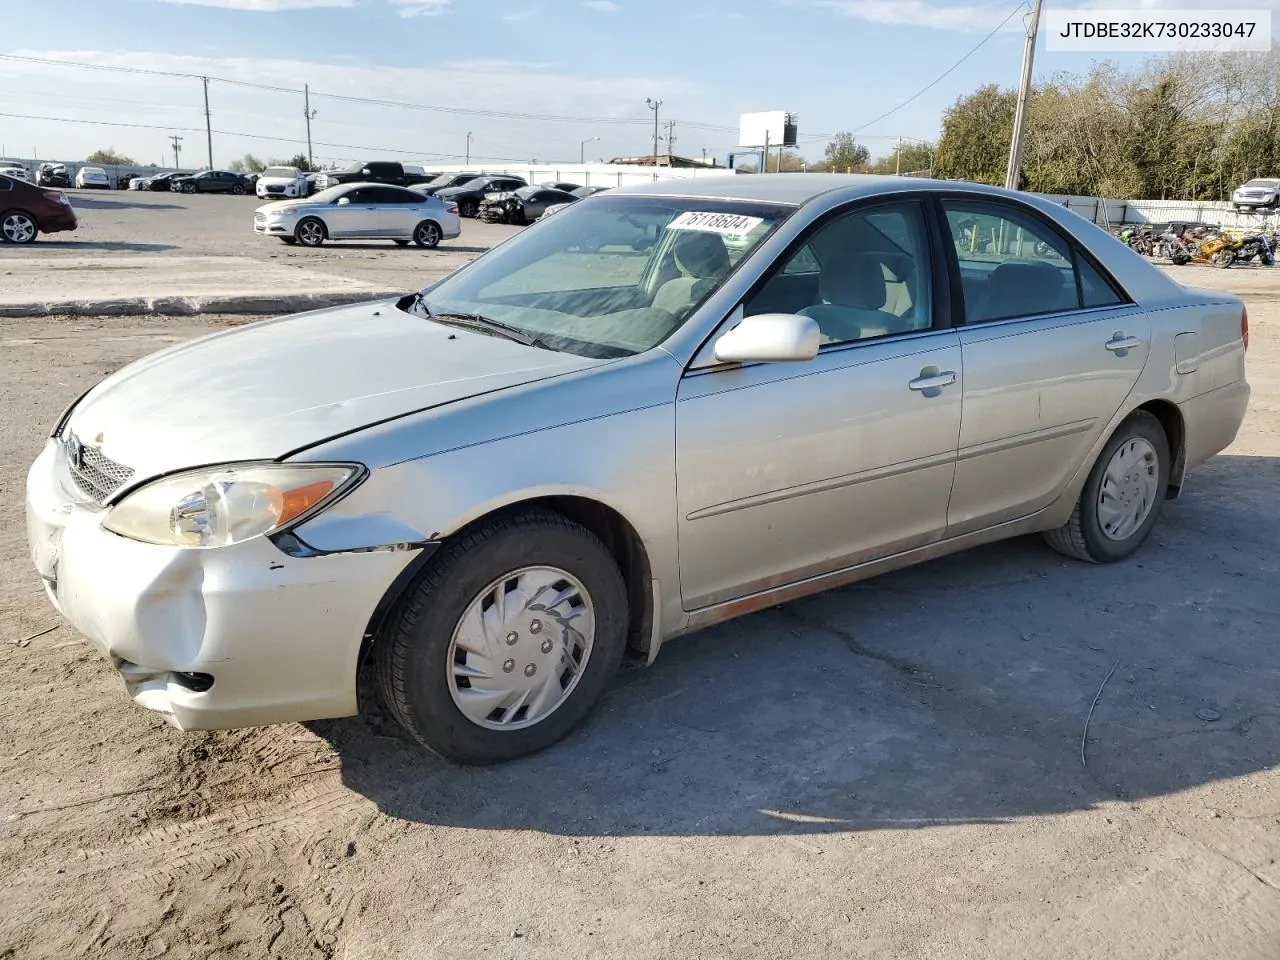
[65,300,607,482]
[257,198,309,214]
[257,175,302,186]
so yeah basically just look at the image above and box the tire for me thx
[413,220,441,248]
[278,237,297,245]
[1043,410,1170,564]
[459,199,478,218]
[1213,249,1235,268]
[185,182,197,194]
[394,239,410,247]
[374,510,629,764]
[231,183,245,196]
[0,209,38,244]
[295,217,326,247]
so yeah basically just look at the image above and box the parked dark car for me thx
[479,185,578,224]
[170,170,254,195]
[415,172,485,197]
[36,163,71,188]
[311,161,434,191]
[435,175,528,217]
[0,173,77,244]
[540,181,582,192]
[142,171,191,192]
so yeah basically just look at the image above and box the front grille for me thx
[254,212,266,223]
[265,186,284,194]
[65,435,134,503]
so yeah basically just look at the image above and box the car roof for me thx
[608,173,1020,206]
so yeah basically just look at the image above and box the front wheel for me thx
[295,217,326,247]
[0,209,38,244]
[413,220,441,248]
[1043,411,1170,563]
[459,199,478,218]
[1213,249,1235,268]
[374,511,629,764]
[231,184,245,196]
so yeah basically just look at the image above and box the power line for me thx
[846,0,1028,135]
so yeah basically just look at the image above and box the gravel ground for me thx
[0,255,1278,957]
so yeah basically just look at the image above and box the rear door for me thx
[937,196,1150,536]
[367,186,422,237]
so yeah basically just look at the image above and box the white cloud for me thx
[582,0,621,10]
[151,0,353,9]
[390,0,450,16]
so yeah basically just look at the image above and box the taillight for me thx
[42,189,64,203]
[445,202,458,214]
[1242,304,1249,351]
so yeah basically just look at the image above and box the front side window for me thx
[941,199,1123,323]
[417,196,792,358]
[744,201,933,346]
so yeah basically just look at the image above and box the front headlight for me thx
[272,207,300,217]
[103,463,363,548]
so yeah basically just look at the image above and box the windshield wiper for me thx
[410,294,552,350]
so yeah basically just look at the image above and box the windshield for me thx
[262,167,299,178]
[306,184,354,203]
[1244,179,1279,187]
[414,195,792,358]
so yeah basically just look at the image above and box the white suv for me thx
[255,166,310,200]
[1232,178,1280,212]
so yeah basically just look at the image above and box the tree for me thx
[284,153,315,172]
[819,132,870,173]
[934,84,1016,185]
[85,148,135,166]
[775,149,808,172]
[868,142,936,176]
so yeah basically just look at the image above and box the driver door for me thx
[327,188,380,238]
[675,199,963,610]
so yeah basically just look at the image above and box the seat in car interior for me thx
[652,231,731,316]
[798,250,915,342]
[976,261,1073,323]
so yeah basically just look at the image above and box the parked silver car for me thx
[254,181,460,248]
[27,175,1250,764]
[1232,178,1280,212]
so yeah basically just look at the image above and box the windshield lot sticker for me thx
[668,211,764,237]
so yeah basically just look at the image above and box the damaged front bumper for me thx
[25,439,420,731]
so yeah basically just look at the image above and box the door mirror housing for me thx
[713,314,821,364]
[336,197,351,206]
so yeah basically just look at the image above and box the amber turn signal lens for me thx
[279,480,337,525]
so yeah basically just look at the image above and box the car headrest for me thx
[819,252,888,310]
[985,261,1067,318]
[672,231,731,278]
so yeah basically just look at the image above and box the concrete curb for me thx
[0,289,406,319]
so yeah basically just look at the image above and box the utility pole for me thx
[645,97,662,165]
[466,131,472,164]
[304,85,317,169]
[1004,0,1044,191]
[201,77,213,169]
[580,136,600,164]
[665,119,676,157]
[169,135,183,170]
[896,136,903,176]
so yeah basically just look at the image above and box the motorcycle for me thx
[1159,229,1194,265]
[36,163,71,188]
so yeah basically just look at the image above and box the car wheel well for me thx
[356,495,654,700]
[1135,399,1185,498]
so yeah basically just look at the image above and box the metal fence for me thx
[1032,193,1280,231]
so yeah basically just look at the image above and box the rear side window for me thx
[941,199,1125,323]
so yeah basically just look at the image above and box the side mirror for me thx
[336,197,351,206]
[713,314,820,364]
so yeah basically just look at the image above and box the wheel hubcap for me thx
[3,214,34,242]
[419,224,439,244]
[299,222,322,244]
[446,566,595,731]
[1097,437,1160,541]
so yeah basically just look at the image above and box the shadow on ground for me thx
[66,196,185,212]
[38,240,180,252]
[277,243,494,254]
[311,454,1280,838]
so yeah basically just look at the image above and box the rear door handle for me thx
[1105,335,1143,352]
[908,371,957,391]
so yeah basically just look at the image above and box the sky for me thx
[1,0,1277,170]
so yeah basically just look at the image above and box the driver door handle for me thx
[908,371,957,391]
[1105,335,1143,352]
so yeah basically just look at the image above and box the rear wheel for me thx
[0,209,38,244]
[459,199,478,218]
[374,510,628,764]
[295,217,326,247]
[1043,411,1170,563]
[413,220,442,248]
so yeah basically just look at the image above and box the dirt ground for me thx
[1,263,1279,960]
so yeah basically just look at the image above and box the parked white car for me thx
[1232,178,1280,212]
[75,166,111,190]
[255,165,311,200]
[254,182,461,248]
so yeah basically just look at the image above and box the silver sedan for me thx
[27,175,1249,764]
[253,181,461,248]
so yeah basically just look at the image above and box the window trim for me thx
[743,193,953,347]
[929,192,1132,327]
